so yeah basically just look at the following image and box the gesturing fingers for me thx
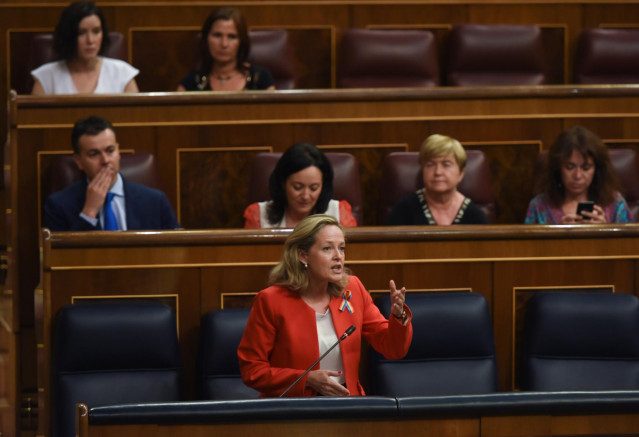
[389,279,406,317]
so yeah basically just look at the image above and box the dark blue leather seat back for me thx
[52,301,182,437]
[521,292,639,391]
[371,292,498,396]
[198,308,259,399]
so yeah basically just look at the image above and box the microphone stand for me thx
[279,325,356,397]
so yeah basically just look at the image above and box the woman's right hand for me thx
[306,370,350,396]
[561,204,606,224]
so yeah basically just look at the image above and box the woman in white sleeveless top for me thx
[31,1,138,95]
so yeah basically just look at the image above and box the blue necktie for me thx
[104,192,118,231]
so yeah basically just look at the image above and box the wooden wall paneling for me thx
[73,412,639,437]
[177,147,271,229]
[251,25,335,89]
[582,4,639,30]
[200,265,274,313]
[7,28,52,95]
[318,144,408,226]
[565,118,639,141]
[0,308,16,436]
[463,140,543,224]
[551,414,639,436]
[17,128,69,328]
[351,4,468,31]
[539,25,567,84]
[481,415,551,437]
[352,261,493,309]
[284,26,334,89]
[130,27,199,93]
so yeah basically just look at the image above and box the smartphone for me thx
[576,201,595,218]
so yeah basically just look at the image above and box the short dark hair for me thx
[54,1,110,62]
[267,143,334,225]
[198,6,250,76]
[71,115,115,154]
[543,125,620,207]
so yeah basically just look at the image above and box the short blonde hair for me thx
[419,134,467,171]
[269,214,349,297]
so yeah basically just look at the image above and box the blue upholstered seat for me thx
[521,292,639,391]
[52,301,182,437]
[197,308,259,400]
[370,292,498,396]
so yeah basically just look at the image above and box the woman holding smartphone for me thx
[525,126,633,224]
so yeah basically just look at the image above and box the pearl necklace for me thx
[214,72,235,84]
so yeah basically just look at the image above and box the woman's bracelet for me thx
[393,307,407,321]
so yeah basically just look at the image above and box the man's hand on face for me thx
[81,165,116,219]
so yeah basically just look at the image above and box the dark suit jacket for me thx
[43,176,179,231]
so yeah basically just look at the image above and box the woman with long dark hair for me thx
[177,6,274,91]
[31,1,139,94]
[244,143,357,228]
[525,125,632,223]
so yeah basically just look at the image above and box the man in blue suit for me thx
[44,115,179,231]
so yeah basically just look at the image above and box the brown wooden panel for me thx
[131,28,198,93]
[482,415,551,437]
[80,417,481,437]
[178,147,270,229]
[318,144,407,226]
[200,265,272,313]
[286,27,333,89]
[540,26,567,84]
[464,141,542,224]
[8,29,51,95]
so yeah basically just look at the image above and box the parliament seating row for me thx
[54,292,639,436]
[43,149,495,226]
[20,26,639,95]
[23,29,297,93]
[43,146,639,227]
[336,26,639,87]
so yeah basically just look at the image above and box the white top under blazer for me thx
[31,57,139,94]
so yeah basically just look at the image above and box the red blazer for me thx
[238,275,413,397]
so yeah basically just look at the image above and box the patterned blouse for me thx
[524,193,633,224]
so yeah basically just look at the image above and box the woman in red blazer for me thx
[238,214,412,397]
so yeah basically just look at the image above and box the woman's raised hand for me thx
[389,279,406,318]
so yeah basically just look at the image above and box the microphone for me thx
[279,324,356,398]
